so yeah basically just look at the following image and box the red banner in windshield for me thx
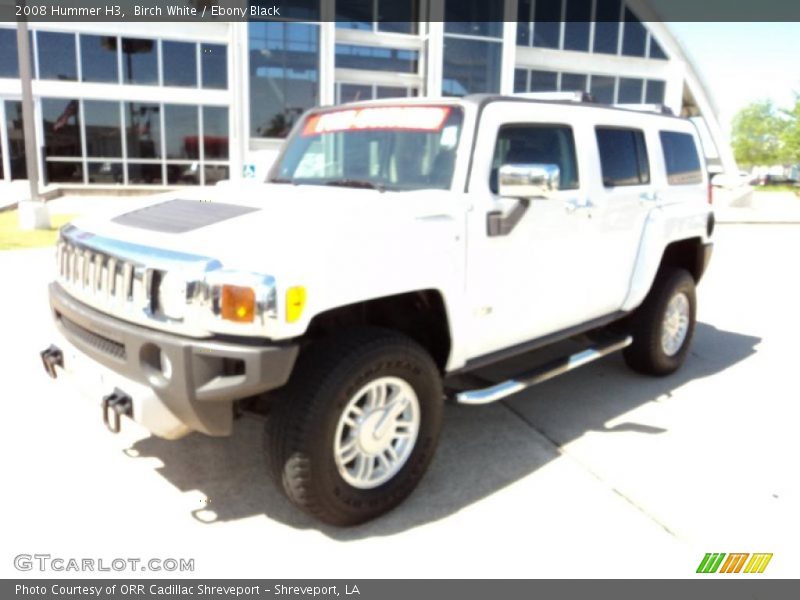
[302,106,451,137]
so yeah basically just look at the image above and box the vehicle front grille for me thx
[59,315,127,361]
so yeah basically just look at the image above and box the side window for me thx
[660,131,703,185]
[490,124,579,193]
[596,127,650,187]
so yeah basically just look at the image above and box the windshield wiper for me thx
[322,179,386,192]
[270,177,294,184]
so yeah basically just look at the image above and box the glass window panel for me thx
[533,0,562,49]
[204,164,230,185]
[491,125,579,192]
[660,131,703,185]
[649,37,668,60]
[203,106,229,160]
[45,162,82,183]
[80,35,118,83]
[42,98,81,157]
[84,100,122,157]
[121,37,158,85]
[87,162,123,184]
[0,29,19,78]
[514,69,528,93]
[5,101,27,179]
[561,72,587,93]
[442,38,502,96]
[645,79,666,104]
[163,41,197,87]
[125,102,161,158]
[593,0,621,54]
[618,77,643,103]
[164,104,199,159]
[445,0,504,38]
[377,0,419,33]
[167,163,200,185]
[564,0,592,52]
[201,43,227,89]
[596,127,649,186]
[336,0,372,28]
[339,83,373,103]
[517,0,532,45]
[590,75,615,103]
[249,22,319,138]
[622,9,647,57]
[530,70,558,92]
[335,44,418,73]
[37,31,77,81]
[127,163,163,184]
[376,86,416,98]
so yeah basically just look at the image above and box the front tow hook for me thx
[40,345,64,379]
[102,389,133,434]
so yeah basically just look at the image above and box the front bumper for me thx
[47,282,298,437]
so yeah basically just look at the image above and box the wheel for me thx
[623,267,696,376]
[265,328,443,526]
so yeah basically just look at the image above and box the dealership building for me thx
[0,0,736,190]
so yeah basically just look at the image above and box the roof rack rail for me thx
[614,103,675,116]
[511,91,594,103]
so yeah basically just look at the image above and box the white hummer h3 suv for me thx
[41,94,714,525]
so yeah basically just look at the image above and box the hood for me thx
[69,183,468,278]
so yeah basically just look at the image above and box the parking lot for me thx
[1,221,798,578]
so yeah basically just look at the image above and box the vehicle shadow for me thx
[128,322,759,540]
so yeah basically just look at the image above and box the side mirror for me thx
[498,163,560,199]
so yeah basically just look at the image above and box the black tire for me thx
[265,328,443,526]
[623,267,697,376]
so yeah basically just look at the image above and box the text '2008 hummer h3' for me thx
[41,93,714,525]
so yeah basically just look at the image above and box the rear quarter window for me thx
[595,127,650,187]
[660,131,703,185]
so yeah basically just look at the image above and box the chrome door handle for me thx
[639,191,659,202]
[565,197,595,213]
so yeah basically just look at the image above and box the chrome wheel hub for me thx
[661,292,690,357]
[333,376,420,489]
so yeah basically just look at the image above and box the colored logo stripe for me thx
[697,553,726,573]
[719,553,749,573]
[744,553,773,573]
[697,553,772,574]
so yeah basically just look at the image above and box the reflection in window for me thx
[622,9,646,57]
[660,131,702,185]
[164,105,199,159]
[201,44,227,89]
[84,100,122,157]
[80,35,118,83]
[593,0,621,54]
[249,22,319,138]
[596,127,650,186]
[618,78,643,103]
[339,83,372,103]
[122,38,158,85]
[0,29,18,78]
[335,45,418,73]
[87,162,123,184]
[590,75,615,104]
[45,162,83,183]
[167,163,200,185]
[125,102,161,158]
[37,32,77,81]
[533,0,561,49]
[5,101,27,179]
[444,0,503,38]
[336,0,419,33]
[645,79,666,104]
[561,73,587,93]
[127,163,163,184]
[649,38,668,60]
[203,106,229,160]
[163,41,197,87]
[204,165,230,185]
[42,98,81,157]
[442,38,501,96]
[376,86,416,99]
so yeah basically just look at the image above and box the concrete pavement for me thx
[0,224,797,578]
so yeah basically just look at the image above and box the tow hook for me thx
[102,389,133,434]
[40,345,64,379]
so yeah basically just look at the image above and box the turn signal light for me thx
[286,286,307,323]
[221,285,256,323]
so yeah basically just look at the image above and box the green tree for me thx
[779,96,800,165]
[731,101,783,167]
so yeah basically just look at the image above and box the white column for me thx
[228,21,248,180]
[500,0,519,94]
[425,0,444,97]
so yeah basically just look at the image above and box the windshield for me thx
[271,105,464,191]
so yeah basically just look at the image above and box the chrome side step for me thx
[455,336,632,405]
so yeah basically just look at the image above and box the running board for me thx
[455,336,632,405]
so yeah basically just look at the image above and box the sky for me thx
[667,22,800,132]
